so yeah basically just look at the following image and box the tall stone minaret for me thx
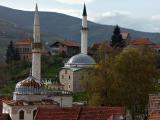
[81,4,88,54]
[32,4,41,81]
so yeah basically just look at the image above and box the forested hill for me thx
[0,5,160,45]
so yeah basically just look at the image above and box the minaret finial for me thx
[83,3,87,16]
[34,3,39,26]
[36,3,38,11]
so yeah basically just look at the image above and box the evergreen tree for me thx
[111,25,125,48]
[6,41,19,63]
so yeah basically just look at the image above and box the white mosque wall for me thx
[53,95,73,107]
[59,69,74,92]
[13,94,46,102]
[3,103,58,120]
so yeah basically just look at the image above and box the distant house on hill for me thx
[129,38,155,47]
[15,38,32,61]
[15,38,49,61]
[121,32,131,45]
[153,44,160,53]
[89,42,112,60]
[50,41,80,57]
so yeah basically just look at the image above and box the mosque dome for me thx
[15,76,45,95]
[65,53,96,68]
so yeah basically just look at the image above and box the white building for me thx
[60,4,96,92]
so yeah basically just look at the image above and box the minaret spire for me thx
[32,4,41,81]
[81,3,88,54]
[34,3,40,42]
[83,3,87,16]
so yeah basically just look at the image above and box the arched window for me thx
[33,110,37,119]
[19,110,24,120]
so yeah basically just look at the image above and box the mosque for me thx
[2,3,96,120]
[60,4,96,92]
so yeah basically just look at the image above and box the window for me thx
[19,110,24,120]
[62,75,64,79]
[65,70,67,74]
[33,110,37,119]
[68,85,71,89]
[69,75,71,80]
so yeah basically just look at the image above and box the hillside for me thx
[0,5,160,45]
[0,5,160,62]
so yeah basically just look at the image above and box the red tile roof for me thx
[130,38,155,46]
[153,44,160,49]
[16,38,32,45]
[62,41,80,47]
[149,112,160,120]
[51,41,80,47]
[35,107,125,120]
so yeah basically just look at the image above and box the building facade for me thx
[50,41,80,57]
[15,38,32,61]
[148,94,160,120]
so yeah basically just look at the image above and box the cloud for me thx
[55,0,93,4]
[151,15,160,21]
[41,8,81,17]
[89,10,160,32]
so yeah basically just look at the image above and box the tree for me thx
[82,47,158,119]
[6,41,20,63]
[111,25,125,48]
[112,47,158,119]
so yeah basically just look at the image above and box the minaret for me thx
[32,4,41,81]
[81,3,88,54]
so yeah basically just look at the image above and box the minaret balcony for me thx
[32,43,42,49]
[82,27,88,30]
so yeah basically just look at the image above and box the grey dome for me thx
[65,53,96,67]
[15,76,44,95]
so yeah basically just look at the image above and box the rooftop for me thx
[65,53,96,67]
[50,41,80,47]
[130,38,154,46]
[16,38,32,45]
[35,107,125,120]
[3,99,59,106]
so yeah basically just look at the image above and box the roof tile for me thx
[35,107,125,120]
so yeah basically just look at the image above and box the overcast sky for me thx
[0,0,160,33]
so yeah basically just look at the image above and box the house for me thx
[15,38,49,61]
[129,38,155,47]
[50,41,80,57]
[148,94,160,120]
[35,107,126,120]
[89,42,112,60]
[15,38,32,61]
[153,44,160,53]
[121,32,131,45]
